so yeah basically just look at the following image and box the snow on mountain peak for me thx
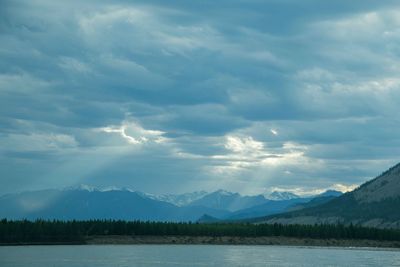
[147,191,209,207]
[64,184,98,192]
[63,184,136,193]
[266,191,299,200]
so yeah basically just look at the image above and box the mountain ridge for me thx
[0,187,343,222]
[255,163,400,229]
[0,189,230,222]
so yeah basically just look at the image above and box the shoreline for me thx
[2,235,400,248]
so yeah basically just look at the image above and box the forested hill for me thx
[1,219,400,245]
[256,163,400,229]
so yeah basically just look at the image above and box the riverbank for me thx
[2,235,400,248]
[86,235,400,248]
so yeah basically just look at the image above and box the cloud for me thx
[224,136,264,154]
[0,72,50,93]
[99,120,166,145]
[1,133,78,152]
[1,0,400,195]
[58,57,91,73]
[208,136,311,183]
[270,129,278,136]
[268,182,358,197]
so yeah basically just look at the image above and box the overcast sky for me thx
[1,0,400,195]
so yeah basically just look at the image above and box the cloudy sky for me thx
[1,0,400,196]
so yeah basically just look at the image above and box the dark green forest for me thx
[1,219,400,244]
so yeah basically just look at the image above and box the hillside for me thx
[226,198,312,220]
[257,163,400,229]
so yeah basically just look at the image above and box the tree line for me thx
[1,219,400,243]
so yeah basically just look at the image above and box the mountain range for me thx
[1,163,398,228]
[257,163,400,229]
[0,186,341,222]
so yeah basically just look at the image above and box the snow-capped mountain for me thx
[63,185,209,207]
[145,191,209,207]
[259,163,400,229]
[63,184,135,193]
[266,191,300,201]
[188,189,268,212]
[0,188,229,222]
[0,184,346,222]
[63,184,99,192]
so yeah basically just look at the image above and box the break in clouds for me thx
[1,0,400,195]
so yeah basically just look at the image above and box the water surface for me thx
[1,245,399,267]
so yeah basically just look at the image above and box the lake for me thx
[1,245,399,266]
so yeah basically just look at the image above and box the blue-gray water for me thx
[1,245,400,267]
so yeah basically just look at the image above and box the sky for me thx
[1,0,400,196]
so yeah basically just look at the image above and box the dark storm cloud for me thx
[1,0,400,195]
